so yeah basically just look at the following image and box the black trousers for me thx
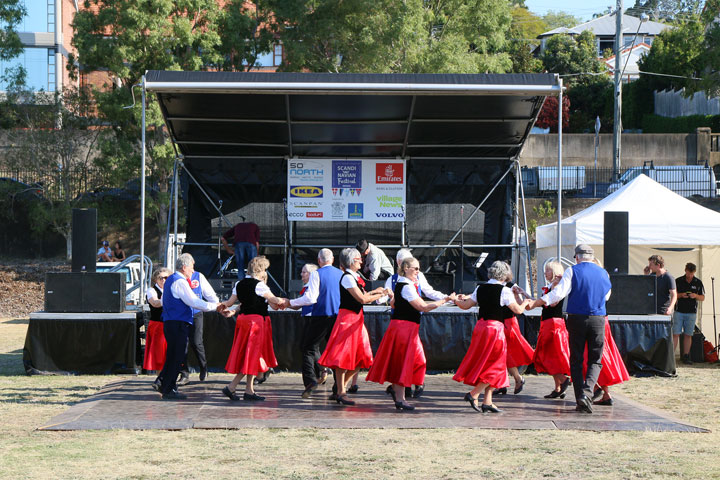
[566,314,605,402]
[300,315,336,388]
[182,311,207,373]
[159,320,190,394]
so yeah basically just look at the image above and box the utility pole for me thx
[612,0,623,182]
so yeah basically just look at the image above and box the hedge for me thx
[641,114,720,133]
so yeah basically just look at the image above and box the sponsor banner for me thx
[287,159,405,222]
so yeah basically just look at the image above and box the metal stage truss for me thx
[139,72,565,296]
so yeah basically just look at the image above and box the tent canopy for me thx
[537,174,720,249]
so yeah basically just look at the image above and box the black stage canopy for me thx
[145,72,561,283]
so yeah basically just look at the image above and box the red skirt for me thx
[453,319,509,389]
[143,320,167,371]
[585,319,630,387]
[225,314,274,376]
[504,316,535,368]
[533,317,571,376]
[262,315,278,369]
[319,308,373,371]
[366,319,425,387]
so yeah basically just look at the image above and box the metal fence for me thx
[522,165,718,199]
[0,166,111,201]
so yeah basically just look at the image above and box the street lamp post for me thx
[612,0,623,183]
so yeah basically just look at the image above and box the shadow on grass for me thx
[0,385,97,405]
[0,349,25,376]
[3,318,29,324]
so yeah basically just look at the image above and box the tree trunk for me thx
[66,231,72,261]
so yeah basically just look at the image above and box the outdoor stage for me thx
[39,374,704,433]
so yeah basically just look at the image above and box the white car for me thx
[96,261,144,306]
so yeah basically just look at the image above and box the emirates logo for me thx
[384,164,394,177]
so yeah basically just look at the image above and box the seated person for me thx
[112,241,126,261]
[355,238,393,281]
[97,241,113,262]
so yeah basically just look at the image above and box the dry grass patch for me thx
[1,317,719,479]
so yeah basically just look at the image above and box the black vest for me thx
[392,281,421,324]
[339,272,364,313]
[235,278,268,316]
[541,285,564,320]
[476,283,506,322]
[148,285,163,322]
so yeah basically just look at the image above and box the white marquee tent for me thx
[536,174,720,342]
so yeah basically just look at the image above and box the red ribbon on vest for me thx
[356,276,366,288]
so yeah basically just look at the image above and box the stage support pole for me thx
[557,77,563,262]
[283,198,289,292]
[173,156,180,268]
[163,157,178,268]
[460,205,464,289]
[140,75,147,305]
[514,160,520,283]
[178,161,232,228]
[519,164,534,297]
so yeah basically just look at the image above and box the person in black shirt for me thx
[674,262,705,364]
[648,255,677,315]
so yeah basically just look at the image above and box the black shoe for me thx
[558,377,571,395]
[151,378,162,392]
[413,384,425,398]
[255,369,273,385]
[347,384,359,394]
[544,390,562,399]
[513,376,525,395]
[576,395,593,413]
[386,385,397,403]
[302,381,318,399]
[592,388,604,402]
[243,392,265,401]
[481,403,502,413]
[494,387,508,395]
[199,366,208,382]
[177,371,190,386]
[222,386,240,401]
[161,390,187,400]
[395,401,415,411]
[464,392,481,412]
[682,355,693,365]
[336,394,355,406]
[594,398,614,406]
[405,386,412,398]
[329,393,338,401]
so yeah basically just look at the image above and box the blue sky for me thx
[524,1,618,21]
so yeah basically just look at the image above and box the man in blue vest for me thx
[287,248,343,398]
[159,253,223,400]
[530,244,611,413]
[178,269,220,384]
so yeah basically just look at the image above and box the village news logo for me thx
[290,186,323,198]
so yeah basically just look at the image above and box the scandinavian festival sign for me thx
[287,159,406,222]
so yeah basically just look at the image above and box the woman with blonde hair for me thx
[220,256,285,401]
[533,261,572,399]
[144,267,172,390]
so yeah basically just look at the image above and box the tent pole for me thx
[557,78,563,262]
[173,156,180,268]
[430,162,515,266]
[163,157,178,268]
[519,165,534,297]
[283,198,289,292]
[514,160,520,283]
[140,75,146,307]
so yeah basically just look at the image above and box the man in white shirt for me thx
[356,239,393,281]
[97,241,112,262]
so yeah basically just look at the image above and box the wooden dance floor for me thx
[39,374,705,432]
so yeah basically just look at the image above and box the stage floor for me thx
[39,374,705,432]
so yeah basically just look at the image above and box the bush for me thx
[641,114,720,133]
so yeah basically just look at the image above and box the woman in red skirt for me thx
[319,247,389,406]
[454,261,531,413]
[220,256,285,401]
[144,267,172,390]
[366,256,452,410]
[533,261,572,399]
[585,318,630,405]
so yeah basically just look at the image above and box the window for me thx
[0,47,56,92]
[273,44,283,66]
[254,44,283,67]
[18,0,55,33]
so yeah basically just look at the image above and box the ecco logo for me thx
[289,212,305,218]
[290,186,323,198]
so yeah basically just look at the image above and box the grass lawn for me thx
[1,316,719,479]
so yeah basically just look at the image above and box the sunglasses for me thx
[406,266,420,271]
[159,276,169,280]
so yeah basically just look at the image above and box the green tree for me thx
[5,88,101,259]
[70,0,226,259]
[0,0,26,89]
[697,0,720,96]
[268,0,513,73]
[541,30,606,84]
[508,7,545,73]
[626,0,703,23]
[217,0,277,71]
[542,11,581,30]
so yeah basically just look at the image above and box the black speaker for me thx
[71,208,97,273]
[45,272,125,313]
[605,274,656,315]
[424,273,454,295]
[604,211,628,274]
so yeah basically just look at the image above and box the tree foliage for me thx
[0,0,26,88]
[697,0,720,96]
[541,31,606,85]
[626,0,704,23]
[508,7,545,73]
[267,0,513,73]
[542,11,581,30]
[217,0,276,71]
[535,95,570,132]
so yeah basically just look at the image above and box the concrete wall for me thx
[519,133,697,168]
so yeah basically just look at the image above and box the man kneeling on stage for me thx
[159,253,226,399]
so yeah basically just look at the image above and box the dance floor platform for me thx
[38,374,706,432]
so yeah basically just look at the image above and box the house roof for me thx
[603,43,652,74]
[539,12,671,38]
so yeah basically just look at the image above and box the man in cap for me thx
[529,244,611,413]
[97,241,113,262]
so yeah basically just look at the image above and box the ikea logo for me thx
[290,186,323,198]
